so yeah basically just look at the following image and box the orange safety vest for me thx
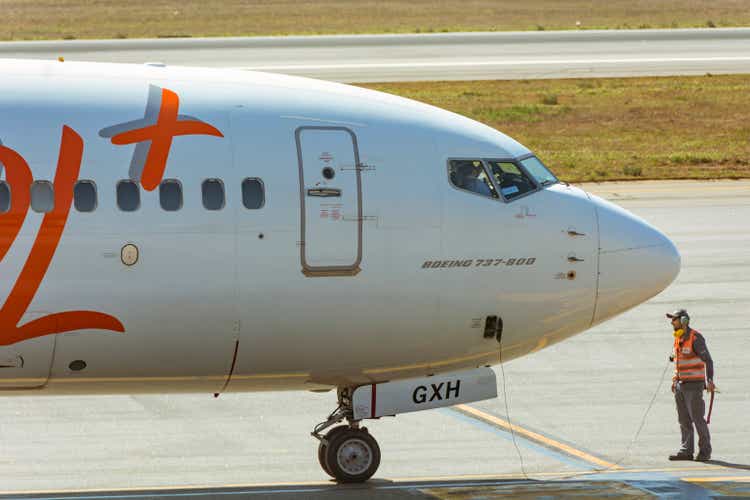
[674,329,706,383]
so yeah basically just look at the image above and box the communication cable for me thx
[570,359,672,478]
[498,357,671,482]
[498,345,530,480]
[608,359,672,468]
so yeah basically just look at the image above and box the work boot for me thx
[668,452,693,461]
[695,452,711,462]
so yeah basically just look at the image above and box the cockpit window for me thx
[448,160,498,199]
[487,161,536,200]
[520,156,558,187]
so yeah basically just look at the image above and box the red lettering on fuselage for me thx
[0,126,124,346]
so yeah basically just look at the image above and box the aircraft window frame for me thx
[242,177,265,210]
[159,178,183,212]
[446,159,499,201]
[116,179,141,212]
[73,180,98,213]
[485,159,538,202]
[0,180,10,214]
[518,154,559,188]
[202,178,225,211]
[31,180,55,213]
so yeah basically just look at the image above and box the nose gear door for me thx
[296,127,363,277]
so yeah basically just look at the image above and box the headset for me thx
[669,309,690,327]
[679,313,690,327]
[669,311,690,343]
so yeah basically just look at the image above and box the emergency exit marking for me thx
[319,152,333,163]
[320,203,343,221]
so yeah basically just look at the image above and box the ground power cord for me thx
[498,345,530,480]
[608,360,673,469]
[498,355,672,482]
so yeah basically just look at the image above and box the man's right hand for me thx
[672,380,677,393]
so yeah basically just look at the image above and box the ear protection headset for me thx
[679,314,690,327]
[669,310,690,339]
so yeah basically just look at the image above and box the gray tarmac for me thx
[0,29,749,82]
[0,180,748,499]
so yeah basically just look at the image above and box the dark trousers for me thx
[675,381,711,456]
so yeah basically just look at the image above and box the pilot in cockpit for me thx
[456,162,493,197]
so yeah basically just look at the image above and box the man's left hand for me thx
[707,381,716,393]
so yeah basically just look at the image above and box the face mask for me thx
[673,328,685,338]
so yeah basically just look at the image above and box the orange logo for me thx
[100,86,224,191]
[0,126,124,346]
[0,87,223,347]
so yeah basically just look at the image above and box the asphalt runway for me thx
[0,29,749,82]
[0,180,748,499]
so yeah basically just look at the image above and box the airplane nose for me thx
[590,194,681,325]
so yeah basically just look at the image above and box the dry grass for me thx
[362,75,750,182]
[1,0,749,40]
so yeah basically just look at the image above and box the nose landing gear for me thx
[312,388,381,483]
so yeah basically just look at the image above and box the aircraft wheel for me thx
[324,427,381,483]
[317,425,349,478]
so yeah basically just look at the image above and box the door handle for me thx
[307,188,341,197]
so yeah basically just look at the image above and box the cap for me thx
[666,309,689,320]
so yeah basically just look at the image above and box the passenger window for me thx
[31,181,54,213]
[242,178,264,209]
[487,161,536,200]
[448,160,497,199]
[117,180,140,212]
[74,180,97,212]
[521,156,558,187]
[159,179,182,211]
[0,181,9,213]
[202,179,225,210]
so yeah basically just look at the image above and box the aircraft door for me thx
[296,127,362,276]
[0,313,55,389]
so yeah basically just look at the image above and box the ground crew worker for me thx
[667,309,714,461]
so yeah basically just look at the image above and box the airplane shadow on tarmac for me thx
[5,476,750,500]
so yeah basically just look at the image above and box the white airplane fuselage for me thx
[0,59,680,396]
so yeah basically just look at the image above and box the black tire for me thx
[324,427,381,483]
[317,425,348,478]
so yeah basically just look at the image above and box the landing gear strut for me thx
[311,387,381,483]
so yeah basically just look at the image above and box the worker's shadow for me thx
[706,459,750,471]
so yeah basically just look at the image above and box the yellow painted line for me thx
[455,404,621,470]
[591,465,723,474]
[683,476,750,482]
[392,465,723,482]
